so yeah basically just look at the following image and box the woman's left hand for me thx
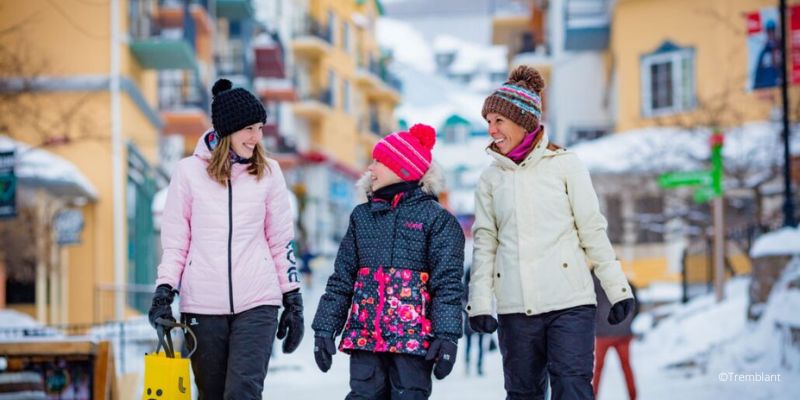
[607,298,635,325]
[277,289,304,353]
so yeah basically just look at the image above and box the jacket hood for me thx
[193,129,215,161]
[356,162,445,203]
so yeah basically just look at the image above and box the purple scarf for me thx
[506,125,542,164]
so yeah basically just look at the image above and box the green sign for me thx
[0,150,15,219]
[657,170,711,189]
[693,186,715,204]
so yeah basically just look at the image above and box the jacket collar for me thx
[367,187,436,213]
[486,130,551,171]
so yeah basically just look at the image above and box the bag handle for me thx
[154,317,198,359]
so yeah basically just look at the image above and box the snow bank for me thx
[750,226,800,258]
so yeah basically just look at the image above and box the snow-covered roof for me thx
[433,35,507,74]
[750,226,800,258]
[377,18,436,74]
[0,135,98,201]
[571,121,800,175]
[393,63,488,129]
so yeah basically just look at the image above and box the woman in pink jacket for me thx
[148,79,304,399]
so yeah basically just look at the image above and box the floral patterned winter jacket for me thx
[312,167,465,357]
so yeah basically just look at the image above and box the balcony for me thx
[158,71,210,146]
[254,45,285,79]
[293,89,333,121]
[564,0,610,51]
[129,16,198,70]
[216,0,255,20]
[292,17,332,60]
[356,57,401,103]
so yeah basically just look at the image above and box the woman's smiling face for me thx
[486,112,527,155]
[230,123,264,158]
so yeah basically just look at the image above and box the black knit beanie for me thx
[210,79,267,137]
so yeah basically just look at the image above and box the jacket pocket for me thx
[559,240,591,291]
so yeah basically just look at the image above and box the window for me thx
[328,69,337,108]
[343,79,351,113]
[343,23,353,55]
[605,195,624,244]
[443,123,469,144]
[328,11,337,47]
[568,127,608,145]
[635,196,665,243]
[641,46,695,117]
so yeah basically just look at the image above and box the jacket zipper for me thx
[227,179,234,314]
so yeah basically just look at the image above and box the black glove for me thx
[608,298,635,325]
[148,284,176,329]
[469,315,498,334]
[425,338,458,379]
[276,289,304,353]
[313,332,337,372]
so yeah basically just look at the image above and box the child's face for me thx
[230,123,264,158]
[486,112,527,155]
[368,160,403,191]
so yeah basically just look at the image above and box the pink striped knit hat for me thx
[372,123,436,181]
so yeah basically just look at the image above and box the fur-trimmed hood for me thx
[355,162,446,203]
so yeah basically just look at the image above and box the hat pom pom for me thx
[507,65,545,95]
[212,79,233,97]
[409,124,436,150]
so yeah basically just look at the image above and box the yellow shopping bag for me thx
[142,318,196,400]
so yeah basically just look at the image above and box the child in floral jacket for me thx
[312,124,465,399]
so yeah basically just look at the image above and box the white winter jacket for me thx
[468,131,632,317]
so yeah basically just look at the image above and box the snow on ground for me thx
[750,226,800,258]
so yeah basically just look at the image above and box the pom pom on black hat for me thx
[212,78,233,97]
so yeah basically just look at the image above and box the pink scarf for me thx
[506,125,542,164]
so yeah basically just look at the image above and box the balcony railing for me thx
[299,89,333,107]
[295,17,332,44]
[157,71,209,112]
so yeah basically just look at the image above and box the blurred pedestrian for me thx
[148,78,304,399]
[312,124,465,399]
[593,274,639,400]
[462,267,485,376]
[467,65,635,400]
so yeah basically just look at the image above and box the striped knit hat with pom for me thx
[482,65,545,133]
[372,124,436,181]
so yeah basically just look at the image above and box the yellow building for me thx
[0,0,255,324]
[612,0,800,133]
[292,0,400,169]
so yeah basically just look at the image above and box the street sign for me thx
[0,150,16,219]
[657,170,712,188]
[693,186,716,204]
[54,209,84,245]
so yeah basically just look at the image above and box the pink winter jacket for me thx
[156,131,299,314]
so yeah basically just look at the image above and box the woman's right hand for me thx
[148,284,177,328]
[468,315,498,334]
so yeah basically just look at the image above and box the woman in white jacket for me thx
[467,65,635,400]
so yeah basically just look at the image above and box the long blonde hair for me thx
[206,135,271,185]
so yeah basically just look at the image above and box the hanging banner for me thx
[54,209,84,245]
[790,5,800,84]
[0,150,16,219]
[746,7,781,90]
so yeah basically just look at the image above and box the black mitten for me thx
[276,289,304,353]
